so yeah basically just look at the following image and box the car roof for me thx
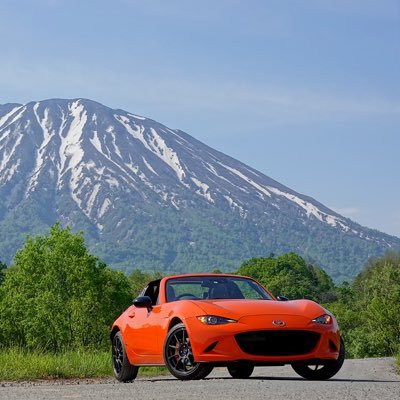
[162,273,253,281]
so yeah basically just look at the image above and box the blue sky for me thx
[1,0,399,236]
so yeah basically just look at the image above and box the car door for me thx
[125,280,164,357]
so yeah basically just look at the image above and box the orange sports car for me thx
[111,274,344,381]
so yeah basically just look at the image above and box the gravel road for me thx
[1,358,399,400]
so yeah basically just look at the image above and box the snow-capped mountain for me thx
[0,98,398,280]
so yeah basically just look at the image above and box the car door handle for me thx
[128,312,135,318]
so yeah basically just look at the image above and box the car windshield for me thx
[165,276,272,302]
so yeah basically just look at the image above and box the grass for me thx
[0,348,167,381]
[397,353,400,373]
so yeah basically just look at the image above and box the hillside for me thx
[0,98,399,281]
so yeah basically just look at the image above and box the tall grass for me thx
[0,348,166,381]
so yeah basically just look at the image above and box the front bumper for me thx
[185,313,340,364]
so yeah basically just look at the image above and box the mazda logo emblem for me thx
[272,320,286,327]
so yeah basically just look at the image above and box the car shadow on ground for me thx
[141,376,399,384]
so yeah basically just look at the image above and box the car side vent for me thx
[204,341,218,353]
[329,339,338,352]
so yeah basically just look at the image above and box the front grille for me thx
[235,330,320,356]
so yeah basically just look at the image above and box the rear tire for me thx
[227,362,254,378]
[163,323,213,380]
[112,331,139,382]
[291,337,345,380]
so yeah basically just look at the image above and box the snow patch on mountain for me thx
[267,186,350,231]
[2,158,20,182]
[0,106,25,132]
[142,156,158,175]
[86,183,101,215]
[129,113,146,121]
[217,161,272,199]
[59,101,86,176]
[191,177,214,203]
[0,129,23,176]
[224,195,246,216]
[148,128,187,183]
[28,105,56,191]
[90,130,103,154]
[57,101,88,210]
[115,115,188,184]
[99,198,112,218]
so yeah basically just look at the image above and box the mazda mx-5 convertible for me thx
[111,274,344,381]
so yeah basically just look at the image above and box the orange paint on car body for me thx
[111,274,344,381]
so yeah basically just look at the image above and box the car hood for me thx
[192,299,327,321]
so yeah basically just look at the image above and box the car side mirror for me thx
[276,295,289,301]
[133,296,153,312]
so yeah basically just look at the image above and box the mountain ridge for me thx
[0,98,399,281]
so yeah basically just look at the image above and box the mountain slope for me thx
[0,98,399,281]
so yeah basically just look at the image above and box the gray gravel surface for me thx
[1,358,399,400]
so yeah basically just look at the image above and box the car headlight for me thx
[197,315,237,325]
[312,314,332,325]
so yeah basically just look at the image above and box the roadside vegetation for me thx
[327,253,400,359]
[0,223,399,380]
[0,348,166,380]
[0,348,111,380]
[0,224,164,381]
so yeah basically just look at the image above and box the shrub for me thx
[0,224,131,351]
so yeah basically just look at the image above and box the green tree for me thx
[0,223,131,352]
[328,252,400,358]
[237,252,336,302]
[351,252,400,356]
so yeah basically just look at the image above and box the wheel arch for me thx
[168,317,183,331]
[110,326,120,341]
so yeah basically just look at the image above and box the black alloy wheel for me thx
[164,323,213,380]
[291,337,345,380]
[112,331,139,382]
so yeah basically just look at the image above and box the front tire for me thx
[227,362,254,378]
[291,337,345,380]
[112,331,139,382]
[163,323,213,380]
